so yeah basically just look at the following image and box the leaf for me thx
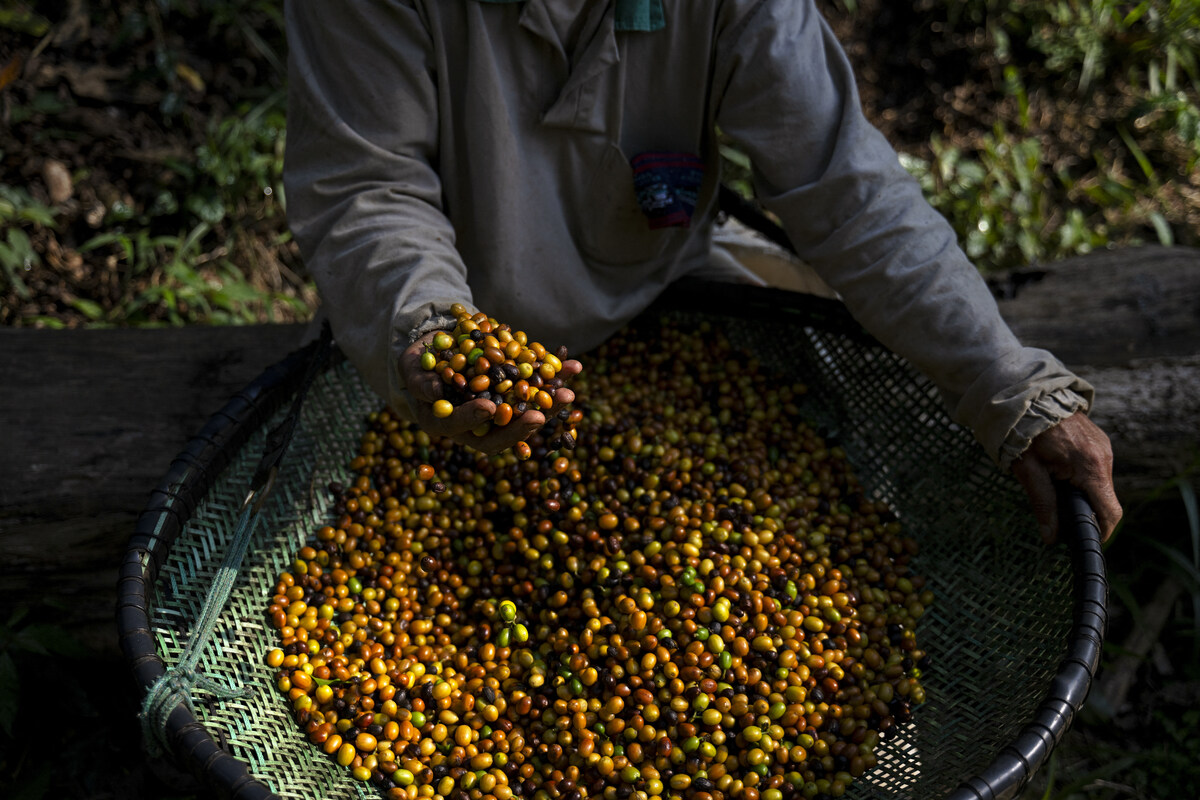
[4,606,30,629]
[174,62,205,92]
[1108,578,1144,629]
[69,297,106,321]
[180,221,212,254]
[6,228,36,261]
[0,54,21,91]
[17,204,55,228]
[0,229,36,299]
[13,624,91,659]
[0,8,51,36]
[0,184,55,227]
[1147,537,1200,590]
[1117,124,1158,184]
[0,259,31,299]
[1149,212,1174,246]
[79,231,135,265]
[236,16,284,77]
[718,143,752,172]
[0,651,17,737]
[313,676,346,687]
[1122,1,1151,28]
[1180,476,1199,571]
[8,767,52,800]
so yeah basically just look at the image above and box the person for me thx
[282,0,1122,542]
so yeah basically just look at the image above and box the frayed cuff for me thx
[388,302,477,419]
[998,387,1091,469]
[408,311,462,344]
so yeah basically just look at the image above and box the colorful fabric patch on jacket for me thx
[631,151,704,229]
[475,0,665,32]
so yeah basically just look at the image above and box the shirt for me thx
[283,0,1092,467]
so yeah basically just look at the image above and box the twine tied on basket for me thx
[139,322,333,759]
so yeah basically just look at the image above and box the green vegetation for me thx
[895,0,1200,271]
[0,184,56,304]
[4,0,1200,325]
[899,128,1113,270]
[0,603,116,800]
[0,0,310,327]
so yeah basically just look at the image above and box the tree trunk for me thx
[0,323,311,656]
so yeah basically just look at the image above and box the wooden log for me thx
[992,245,1200,501]
[0,323,311,656]
[1075,356,1200,501]
[991,244,1200,368]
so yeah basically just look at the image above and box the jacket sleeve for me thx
[283,0,473,414]
[712,0,1091,467]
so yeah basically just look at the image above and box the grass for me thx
[0,0,312,327]
[899,127,1113,269]
[729,0,1200,273]
[0,185,54,304]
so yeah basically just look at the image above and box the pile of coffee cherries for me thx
[266,314,931,800]
[420,304,578,453]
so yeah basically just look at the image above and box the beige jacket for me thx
[283,0,1091,467]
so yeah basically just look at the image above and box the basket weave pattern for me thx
[122,286,1097,800]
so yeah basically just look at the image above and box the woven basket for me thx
[117,281,1107,800]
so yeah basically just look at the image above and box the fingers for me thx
[559,359,583,379]
[1069,417,1123,541]
[413,396,496,440]
[1012,453,1060,544]
[463,411,547,455]
[1023,412,1123,542]
[408,388,552,456]
[398,337,427,374]
[400,334,444,405]
[1084,471,1123,542]
[551,386,576,413]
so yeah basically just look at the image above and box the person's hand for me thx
[398,331,582,456]
[1011,411,1122,544]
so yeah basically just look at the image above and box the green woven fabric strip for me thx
[614,0,663,31]
[476,0,665,31]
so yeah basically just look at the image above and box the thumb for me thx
[1012,453,1059,544]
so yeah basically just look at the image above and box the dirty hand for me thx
[1011,411,1122,544]
[399,330,582,456]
